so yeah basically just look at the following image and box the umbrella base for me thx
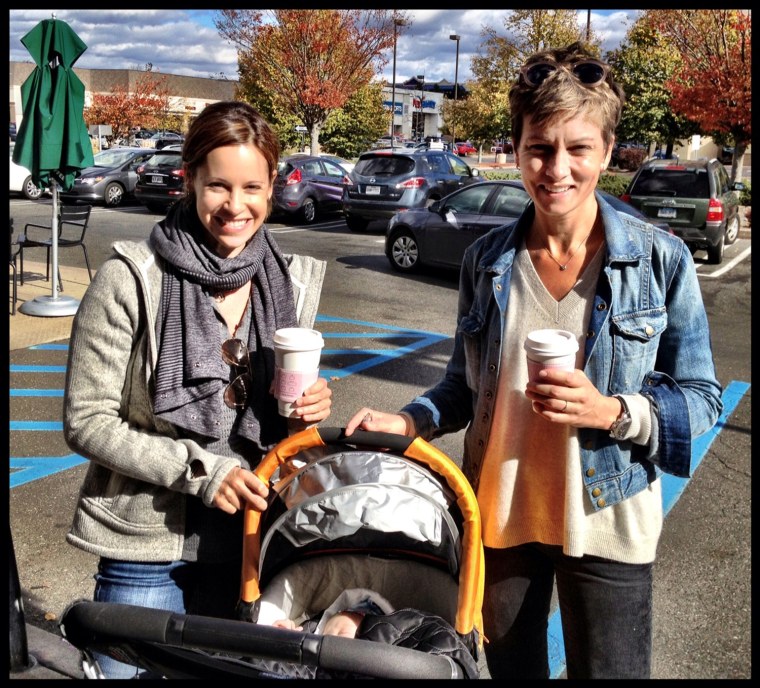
[19,294,80,317]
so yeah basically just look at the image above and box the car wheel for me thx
[388,228,421,273]
[22,176,43,200]
[724,215,740,245]
[346,216,369,233]
[706,232,725,265]
[301,198,317,224]
[104,182,125,207]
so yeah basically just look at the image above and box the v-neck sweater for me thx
[477,244,662,564]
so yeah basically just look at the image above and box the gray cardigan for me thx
[64,239,326,561]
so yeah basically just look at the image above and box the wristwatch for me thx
[608,395,632,440]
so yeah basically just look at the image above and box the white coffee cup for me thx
[273,327,324,417]
[524,329,579,383]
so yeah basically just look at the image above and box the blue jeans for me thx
[90,557,242,679]
[482,543,653,679]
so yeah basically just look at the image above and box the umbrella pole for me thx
[51,180,60,299]
[17,180,81,317]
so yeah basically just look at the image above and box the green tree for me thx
[320,83,389,158]
[215,9,404,155]
[606,20,699,156]
[643,9,751,182]
[502,9,596,60]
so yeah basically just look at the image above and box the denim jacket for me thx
[401,193,723,511]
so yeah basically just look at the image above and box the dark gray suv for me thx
[622,158,744,264]
[342,148,481,232]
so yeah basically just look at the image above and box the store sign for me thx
[382,100,403,115]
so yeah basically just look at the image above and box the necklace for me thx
[212,287,236,303]
[542,224,597,271]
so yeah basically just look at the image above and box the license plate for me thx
[151,175,163,184]
[365,185,381,195]
[658,207,677,219]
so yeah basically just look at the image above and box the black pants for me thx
[482,543,653,679]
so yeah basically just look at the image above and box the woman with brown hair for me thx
[63,101,332,678]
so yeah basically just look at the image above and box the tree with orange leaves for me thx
[215,9,406,155]
[85,72,172,145]
[642,9,751,182]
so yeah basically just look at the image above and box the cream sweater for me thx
[477,245,662,564]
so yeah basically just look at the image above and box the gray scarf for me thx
[150,201,297,449]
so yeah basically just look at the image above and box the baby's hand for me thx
[323,611,364,638]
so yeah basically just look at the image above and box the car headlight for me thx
[80,176,103,186]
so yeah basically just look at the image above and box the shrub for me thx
[738,180,751,206]
[597,173,631,197]
[617,147,647,171]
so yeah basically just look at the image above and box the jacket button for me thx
[482,414,489,422]
[586,467,596,477]
[489,364,496,372]
[587,330,595,339]
[478,439,484,447]
[597,498,606,508]
[592,487,601,497]
[645,325,654,336]
[485,391,493,399]
[596,302,607,311]
[496,284,502,291]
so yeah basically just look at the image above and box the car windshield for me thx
[354,155,415,176]
[93,150,140,167]
[632,168,710,198]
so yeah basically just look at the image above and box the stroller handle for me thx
[60,601,463,679]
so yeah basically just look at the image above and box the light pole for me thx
[449,34,460,148]
[390,17,407,149]
[417,74,425,141]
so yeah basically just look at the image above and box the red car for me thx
[454,141,476,156]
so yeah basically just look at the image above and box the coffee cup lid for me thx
[524,329,579,354]
[273,327,324,351]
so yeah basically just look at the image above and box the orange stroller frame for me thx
[240,426,485,645]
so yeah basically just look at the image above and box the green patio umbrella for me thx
[12,14,94,316]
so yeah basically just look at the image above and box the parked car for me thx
[453,141,476,156]
[384,180,669,273]
[144,131,185,150]
[385,180,530,272]
[622,157,744,264]
[719,146,734,165]
[133,149,185,213]
[59,147,155,207]
[10,122,17,142]
[9,142,44,200]
[342,148,482,232]
[272,154,350,224]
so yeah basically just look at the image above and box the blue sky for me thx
[9,9,640,84]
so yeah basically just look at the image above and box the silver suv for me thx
[342,149,481,232]
[623,158,744,264]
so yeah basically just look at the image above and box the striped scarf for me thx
[150,201,297,448]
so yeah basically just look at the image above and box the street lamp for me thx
[417,74,425,141]
[449,34,460,147]
[390,17,407,149]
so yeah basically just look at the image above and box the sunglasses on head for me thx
[520,59,610,88]
[221,338,252,409]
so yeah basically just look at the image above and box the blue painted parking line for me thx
[315,314,448,379]
[30,343,69,350]
[10,421,63,431]
[10,454,88,489]
[10,365,67,373]
[547,379,750,679]
[10,389,64,397]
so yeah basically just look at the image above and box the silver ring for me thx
[561,400,568,413]
[362,412,373,424]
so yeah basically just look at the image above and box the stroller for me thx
[60,427,485,679]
